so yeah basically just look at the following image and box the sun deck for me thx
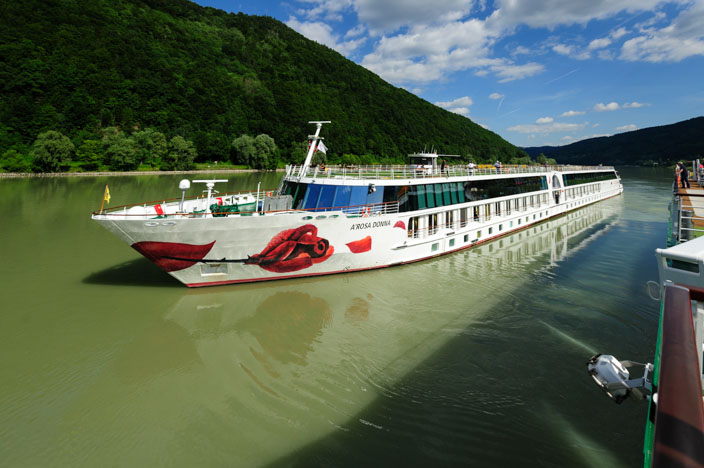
[286,163,615,182]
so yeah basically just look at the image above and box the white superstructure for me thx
[92,122,623,287]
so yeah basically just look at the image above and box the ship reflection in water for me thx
[63,201,621,466]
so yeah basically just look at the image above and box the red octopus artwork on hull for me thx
[244,224,334,273]
[131,225,348,275]
[132,240,216,272]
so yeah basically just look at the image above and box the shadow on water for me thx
[82,257,183,288]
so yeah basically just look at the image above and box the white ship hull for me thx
[93,170,623,287]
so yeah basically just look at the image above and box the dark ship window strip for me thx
[562,171,618,187]
[282,176,552,213]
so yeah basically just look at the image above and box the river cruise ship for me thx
[92,121,623,287]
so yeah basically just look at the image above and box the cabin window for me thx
[495,202,501,216]
[434,184,445,207]
[349,186,368,210]
[449,238,455,247]
[415,185,427,210]
[484,204,491,220]
[442,183,452,206]
[408,216,419,238]
[333,185,352,208]
[445,210,454,229]
[456,182,466,203]
[366,186,384,207]
[429,213,438,235]
[431,243,439,252]
[449,184,458,204]
[460,208,468,227]
[477,230,482,239]
[425,185,436,208]
[473,206,480,221]
[666,258,700,273]
[489,227,493,235]
[464,234,469,242]
[303,184,323,209]
[318,185,336,210]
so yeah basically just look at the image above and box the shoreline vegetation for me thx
[0,167,275,178]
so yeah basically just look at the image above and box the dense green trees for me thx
[0,0,530,173]
[161,136,197,171]
[31,131,74,172]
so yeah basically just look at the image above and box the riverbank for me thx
[0,168,281,178]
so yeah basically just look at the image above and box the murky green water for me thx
[0,168,670,467]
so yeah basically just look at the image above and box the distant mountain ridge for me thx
[523,117,704,166]
[0,0,526,165]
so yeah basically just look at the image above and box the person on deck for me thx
[678,162,690,188]
[494,161,501,174]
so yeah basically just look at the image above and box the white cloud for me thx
[435,96,473,115]
[286,17,366,55]
[507,122,588,134]
[489,61,545,82]
[560,110,585,117]
[620,1,704,62]
[488,0,670,30]
[588,37,612,50]
[623,101,648,108]
[551,43,591,60]
[610,27,628,40]
[594,102,620,111]
[536,116,553,124]
[616,124,638,131]
[489,92,504,100]
[353,0,472,34]
[345,24,366,38]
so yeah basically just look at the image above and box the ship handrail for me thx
[671,190,704,245]
[647,283,704,467]
[286,163,615,181]
[93,199,401,218]
[92,188,278,216]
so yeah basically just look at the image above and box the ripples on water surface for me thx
[0,168,671,466]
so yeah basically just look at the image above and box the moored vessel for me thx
[587,160,704,466]
[92,121,623,287]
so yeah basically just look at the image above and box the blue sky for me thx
[194,0,704,148]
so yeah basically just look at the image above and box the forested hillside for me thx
[0,0,527,172]
[523,117,704,166]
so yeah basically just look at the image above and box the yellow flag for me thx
[103,184,111,205]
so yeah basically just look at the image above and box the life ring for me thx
[266,191,272,197]
[362,207,370,217]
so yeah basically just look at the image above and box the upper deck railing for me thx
[284,163,615,182]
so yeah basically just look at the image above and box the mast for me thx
[299,121,330,177]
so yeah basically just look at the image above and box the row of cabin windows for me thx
[562,171,617,187]
[407,194,550,238]
[565,182,601,199]
[282,176,548,212]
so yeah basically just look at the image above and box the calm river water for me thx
[0,167,671,467]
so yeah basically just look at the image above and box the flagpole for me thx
[299,121,330,177]
[100,184,108,214]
